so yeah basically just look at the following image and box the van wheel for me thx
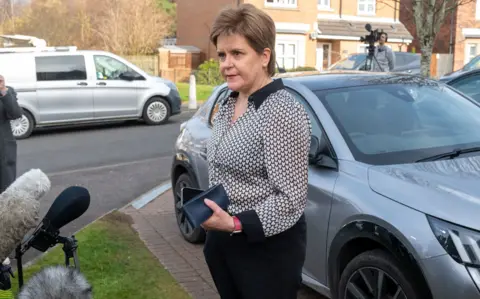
[337,249,423,299]
[11,110,34,139]
[143,98,170,125]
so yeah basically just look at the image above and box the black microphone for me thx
[24,186,90,253]
[43,186,91,232]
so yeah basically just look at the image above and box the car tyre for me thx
[173,173,206,243]
[143,97,170,125]
[11,110,34,139]
[337,249,426,299]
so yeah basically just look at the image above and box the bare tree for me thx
[0,0,173,55]
[381,0,473,77]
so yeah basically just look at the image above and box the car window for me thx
[35,55,87,81]
[94,55,139,80]
[285,88,323,140]
[329,54,366,70]
[395,54,405,66]
[450,74,480,103]
[315,83,480,165]
[208,88,229,126]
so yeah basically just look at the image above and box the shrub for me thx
[196,59,224,86]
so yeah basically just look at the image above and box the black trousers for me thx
[203,214,307,299]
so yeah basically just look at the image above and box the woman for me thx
[201,4,312,299]
[0,75,22,193]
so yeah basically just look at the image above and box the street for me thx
[15,110,196,261]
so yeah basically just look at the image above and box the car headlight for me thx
[428,215,480,267]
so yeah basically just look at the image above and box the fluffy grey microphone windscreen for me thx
[0,169,51,261]
[17,266,93,299]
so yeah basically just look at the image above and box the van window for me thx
[94,55,139,80]
[35,55,87,81]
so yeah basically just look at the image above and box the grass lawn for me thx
[11,212,191,299]
[176,82,215,102]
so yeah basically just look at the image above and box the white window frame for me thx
[477,1,480,20]
[465,43,478,65]
[358,0,376,15]
[276,40,298,70]
[317,0,332,11]
[265,0,297,8]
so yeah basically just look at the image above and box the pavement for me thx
[122,186,325,299]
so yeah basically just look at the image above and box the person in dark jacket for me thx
[0,75,23,193]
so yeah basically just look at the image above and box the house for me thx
[175,0,413,71]
[400,0,480,72]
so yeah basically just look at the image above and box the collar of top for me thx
[223,78,284,110]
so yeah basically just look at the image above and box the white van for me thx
[0,46,182,139]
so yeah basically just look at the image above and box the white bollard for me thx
[188,74,197,110]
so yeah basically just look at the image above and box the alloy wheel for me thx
[11,115,30,138]
[174,179,194,236]
[344,266,407,299]
[146,101,167,123]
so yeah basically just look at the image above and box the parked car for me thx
[171,71,480,299]
[439,68,480,104]
[440,54,480,80]
[328,51,421,75]
[0,46,182,139]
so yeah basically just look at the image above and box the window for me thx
[276,41,297,70]
[450,74,480,103]
[477,0,480,19]
[318,0,331,9]
[94,55,139,80]
[35,55,87,81]
[315,83,480,165]
[265,0,297,8]
[286,88,324,139]
[465,44,478,65]
[358,0,375,14]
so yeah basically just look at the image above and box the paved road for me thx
[15,110,196,262]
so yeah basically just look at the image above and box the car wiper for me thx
[415,147,480,162]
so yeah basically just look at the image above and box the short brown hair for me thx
[210,4,276,76]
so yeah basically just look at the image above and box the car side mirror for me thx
[309,135,337,169]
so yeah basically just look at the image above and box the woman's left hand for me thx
[201,199,235,232]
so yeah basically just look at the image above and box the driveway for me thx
[123,188,326,299]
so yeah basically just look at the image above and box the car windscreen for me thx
[328,55,366,70]
[315,83,480,165]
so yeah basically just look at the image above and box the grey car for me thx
[328,52,421,75]
[171,71,480,299]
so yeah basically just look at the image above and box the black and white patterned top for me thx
[207,79,312,243]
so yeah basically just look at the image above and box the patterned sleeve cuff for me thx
[235,210,265,243]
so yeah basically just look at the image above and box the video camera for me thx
[360,23,385,71]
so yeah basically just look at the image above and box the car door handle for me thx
[96,82,107,86]
[77,82,88,86]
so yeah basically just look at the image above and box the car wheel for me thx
[173,173,206,243]
[11,110,34,139]
[337,249,425,299]
[143,97,170,125]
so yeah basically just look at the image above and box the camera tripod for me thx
[363,44,384,72]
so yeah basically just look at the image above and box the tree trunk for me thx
[420,46,433,77]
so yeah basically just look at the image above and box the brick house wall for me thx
[176,0,239,61]
[399,0,457,54]
[453,1,480,70]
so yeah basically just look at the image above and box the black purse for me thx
[181,184,230,229]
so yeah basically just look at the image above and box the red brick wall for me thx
[453,1,480,70]
[399,0,457,54]
[176,0,239,61]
